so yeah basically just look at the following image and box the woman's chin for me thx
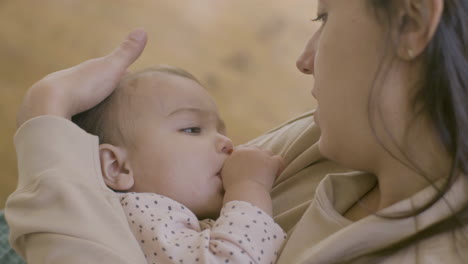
[317,137,337,163]
[317,138,326,157]
[313,109,320,127]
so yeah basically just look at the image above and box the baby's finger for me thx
[122,69,133,78]
[265,149,275,156]
[272,155,285,176]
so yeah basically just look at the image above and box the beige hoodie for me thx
[6,112,468,263]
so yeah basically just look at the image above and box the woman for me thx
[286,0,468,262]
[5,0,467,263]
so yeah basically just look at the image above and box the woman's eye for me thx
[180,127,202,134]
[311,13,328,23]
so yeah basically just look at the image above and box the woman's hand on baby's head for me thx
[221,145,284,192]
[16,29,147,128]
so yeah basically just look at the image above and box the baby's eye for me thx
[180,127,202,134]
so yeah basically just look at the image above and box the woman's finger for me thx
[107,28,148,73]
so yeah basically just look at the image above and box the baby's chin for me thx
[199,210,220,220]
[194,196,224,220]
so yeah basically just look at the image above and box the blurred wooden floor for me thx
[0,0,318,208]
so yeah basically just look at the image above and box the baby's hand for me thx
[221,145,284,192]
[16,29,147,128]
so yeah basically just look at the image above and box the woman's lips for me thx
[311,89,317,99]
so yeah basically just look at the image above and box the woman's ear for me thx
[395,0,443,60]
[99,143,134,191]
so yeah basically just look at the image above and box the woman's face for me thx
[296,0,397,170]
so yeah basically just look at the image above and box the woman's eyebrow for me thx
[317,0,328,12]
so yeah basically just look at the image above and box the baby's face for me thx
[125,72,233,219]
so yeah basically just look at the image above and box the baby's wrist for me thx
[224,180,271,194]
[223,180,273,216]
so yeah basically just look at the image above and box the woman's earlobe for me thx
[396,0,444,60]
[99,144,134,191]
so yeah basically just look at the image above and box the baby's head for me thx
[73,65,233,219]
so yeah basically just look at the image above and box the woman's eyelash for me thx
[311,13,328,23]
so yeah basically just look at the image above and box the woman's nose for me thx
[296,52,314,74]
[217,135,233,155]
[296,33,318,75]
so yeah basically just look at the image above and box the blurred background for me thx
[0,0,319,208]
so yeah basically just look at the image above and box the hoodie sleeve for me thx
[5,116,146,264]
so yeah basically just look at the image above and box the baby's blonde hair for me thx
[72,65,203,147]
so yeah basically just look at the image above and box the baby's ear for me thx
[99,144,134,191]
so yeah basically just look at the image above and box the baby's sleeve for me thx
[121,193,286,264]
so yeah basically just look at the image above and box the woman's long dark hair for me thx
[348,0,467,262]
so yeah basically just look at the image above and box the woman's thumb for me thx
[108,28,147,71]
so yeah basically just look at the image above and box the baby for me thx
[72,65,286,264]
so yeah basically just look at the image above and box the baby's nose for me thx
[217,135,233,155]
